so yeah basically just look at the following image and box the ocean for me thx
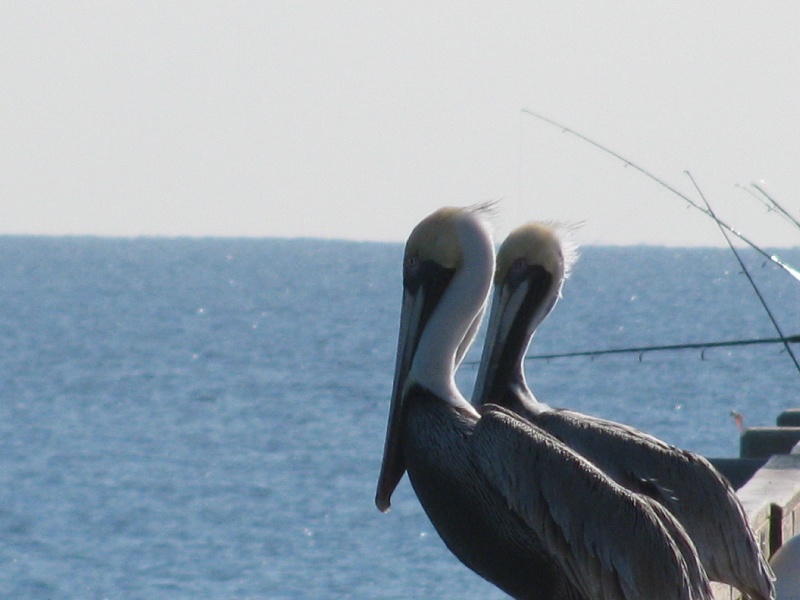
[0,236,798,599]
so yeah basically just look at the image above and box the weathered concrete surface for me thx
[712,452,800,599]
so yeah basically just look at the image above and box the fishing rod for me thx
[515,334,800,362]
[735,183,800,232]
[520,108,800,283]
[457,335,800,365]
[751,182,800,232]
[735,183,784,220]
[686,171,800,375]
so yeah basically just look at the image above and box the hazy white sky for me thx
[2,2,799,246]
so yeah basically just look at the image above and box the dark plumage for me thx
[473,222,774,600]
[376,208,712,599]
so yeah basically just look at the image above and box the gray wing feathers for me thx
[688,456,774,600]
[648,500,714,599]
[473,407,712,600]
[542,409,775,599]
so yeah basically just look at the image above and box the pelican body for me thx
[376,208,712,600]
[473,222,775,600]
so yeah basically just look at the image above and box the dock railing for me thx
[709,409,800,600]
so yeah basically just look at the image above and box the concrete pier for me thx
[740,427,800,459]
[710,409,800,600]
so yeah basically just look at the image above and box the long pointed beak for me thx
[472,281,528,406]
[375,287,425,512]
[454,304,486,369]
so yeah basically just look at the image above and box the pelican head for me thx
[473,222,576,406]
[375,206,495,512]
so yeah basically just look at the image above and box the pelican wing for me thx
[542,409,775,599]
[472,405,711,600]
[667,453,775,600]
[542,409,686,506]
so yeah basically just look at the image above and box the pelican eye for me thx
[511,257,527,273]
[404,254,420,274]
[504,257,531,289]
[403,254,423,289]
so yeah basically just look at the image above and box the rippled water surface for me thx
[0,237,798,598]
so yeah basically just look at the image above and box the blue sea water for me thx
[0,236,798,599]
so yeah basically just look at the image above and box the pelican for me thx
[472,222,775,600]
[376,207,712,600]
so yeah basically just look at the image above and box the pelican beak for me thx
[472,281,524,405]
[375,285,425,512]
[455,305,486,369]
[376,257,455,512]
[473,264,555,406]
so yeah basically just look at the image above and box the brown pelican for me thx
[472,222,775,600]
[376,207,712,600]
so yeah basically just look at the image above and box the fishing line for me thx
[519,108,800,283]
[685,170,800,377]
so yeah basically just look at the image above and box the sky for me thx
[2,2,799,246]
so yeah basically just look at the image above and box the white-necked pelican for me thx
[376,207,712,600]
[472,221,775,600]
